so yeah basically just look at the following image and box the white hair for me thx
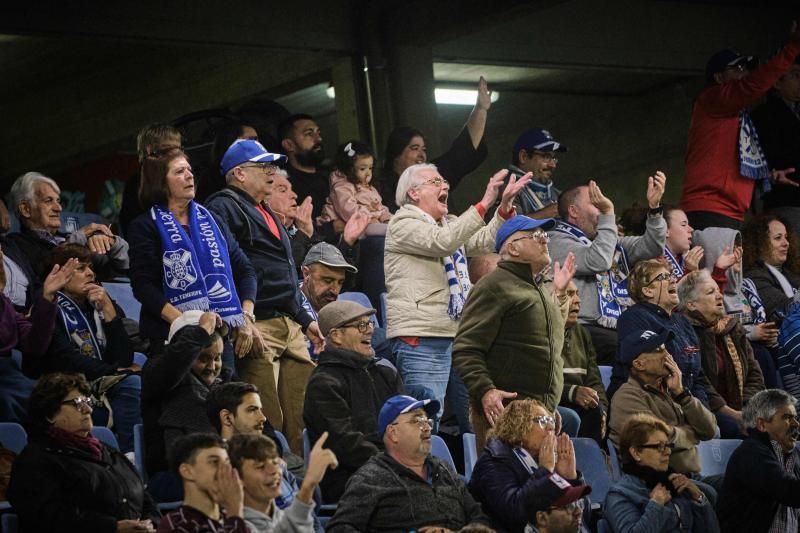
[743,389,797,429]
[395,163,438,208]
[676,269,713,312]
[9,172,60,216]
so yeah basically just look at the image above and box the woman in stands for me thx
[468,399,591,533]
[127,148,262,359]
[610,258,710,403]
[7,372,158,532]
[605,414,718,533]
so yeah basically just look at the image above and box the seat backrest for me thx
[337,292,379,327]
[606,440,621,480]
[1,513,18,533]
[303,428,311,468]
[133,423,146,478]
[274,430,291,456]
[430,435,456,471]
[61,212,107,234]
[379,292,388,328]
[91,426,120,450]
[596,517,611,533]
[599,366,612,391]
[102,280,142,320]
[697,439,742,477]
[572,438,612,506]
[0,422,27,454]
[463,432,478,481]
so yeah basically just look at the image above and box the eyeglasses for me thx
[724,63,747,73]
[528,151,558,163]
[61,396,94,412]
[549,498,585,513]
[241,163,278,175]
[419,177,449,188]
[639,441,675,453]
[390,415,434,429]
[532,415,556,429]
[337,320,375,334]
[511,230,550,245]
[646,272,676,285]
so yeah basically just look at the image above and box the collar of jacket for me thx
[484,437,517,460]
[317,345,376,369]
[497,260,542,285]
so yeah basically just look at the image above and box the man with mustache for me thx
[279,114,329,220]
[508,128,567,219]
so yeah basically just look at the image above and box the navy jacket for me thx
[127,206,257,342]
[205,187,313,328]
[612,302,710,405]
[468,438,589,533]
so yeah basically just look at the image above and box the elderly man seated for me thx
[718,389,800,533]
[326,395,491,532]
[3,171,128,310]
[303,300,403,503]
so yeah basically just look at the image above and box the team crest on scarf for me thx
[163,249,198,291]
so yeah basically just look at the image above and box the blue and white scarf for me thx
[56,292,106,359]
[738,111,771,194]
[663,246,684,279]
[407,205,472,320]
[553,221,631,328]
[152,202,245,327]
[741,277,767,325]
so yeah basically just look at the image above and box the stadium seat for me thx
[133,423,146,478]
[463,432,478,481]
[91,426,120,450]
[697,438,742,477]
[430,435,457,472]
[597,517,611,533]
[599,366,612,391]
[606,440,621,480]
[0,422,27,454]
[102,280,142,320]
[274,430,291,455]
[303,428,311,467]
[1,513,18,533]
[380,292,388,328]
[572,438,612,509]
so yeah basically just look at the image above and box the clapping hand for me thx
[42,258,79,301]
[646,171,667,209]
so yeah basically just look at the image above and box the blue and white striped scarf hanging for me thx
[663,246,684,279]
[738,110,771,194]
[56,291,106,359]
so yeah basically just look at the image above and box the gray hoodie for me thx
[691,227,742,313]
[243,499,314,533]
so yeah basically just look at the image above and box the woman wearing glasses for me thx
[8,372,158,532]
[468,399,591,533]
[610,259,711,403]
[605,414,718,533]
[677,270,765,439]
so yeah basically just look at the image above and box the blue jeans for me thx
[392,337,452,423]
[91,374,142,453]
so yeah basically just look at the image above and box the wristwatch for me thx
[648,205,663,217]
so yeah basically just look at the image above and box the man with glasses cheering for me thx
[508,128,568,219]
[327,394,491,532]
[303,300,402,503]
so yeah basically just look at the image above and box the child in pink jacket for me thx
[317,141,392,226]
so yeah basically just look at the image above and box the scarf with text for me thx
[55,292,106,359]
[738,111,771,194]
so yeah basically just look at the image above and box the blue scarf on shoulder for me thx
[151,202,245,327]
[56,292,106,359]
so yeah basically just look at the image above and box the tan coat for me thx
[384,204,503,339]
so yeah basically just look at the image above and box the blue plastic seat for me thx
[274,430,291,455]
[572,438,612,509]
[463,432,478,481]
[0,422,27,454]
[102,280,142,320]
[303,428,311,467]
[606,440,621,480]
[133,423,146,478]
[599,366,612,391]
[60,211,107,234]
[597,517,611,533]
[379,292,388,328]
[697,438,742,477]
[430,435,458,472]
[91,426,120,450]
[1,513,18,533]
[337,292,379,327]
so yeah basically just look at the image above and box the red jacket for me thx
[680,42,800,221]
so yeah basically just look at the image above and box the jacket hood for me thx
[692,227,742,312]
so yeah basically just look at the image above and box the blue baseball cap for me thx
[378,395,440,437]
[705,49,757,81]
[495,215,556,252]
[618,328,673,365]
[220,139,287,176]
[513,128,567,154]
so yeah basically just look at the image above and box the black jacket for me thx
[752,91,800,210]
[718,429,800,533]
[140,324,229,475]
[127,207,258,342]
[205,187,313,328]
[303,346,403,502]
[7,433,158,533]
[745,260,800,326]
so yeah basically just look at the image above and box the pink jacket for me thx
[317,170,392,226]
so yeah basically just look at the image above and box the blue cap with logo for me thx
[618,328,674,365]
[513,128,567,154]
[495,215,556,252]
[378,395,440,437]
[705,49,757,81]
[220,139,287,176]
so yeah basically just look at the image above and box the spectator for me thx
[718,389,800,533]
[385,164,529,428]
[609,329,717,478]
[611,258,710,403]
[206,140,319,452]
[752,55,800,234]
[453,215,576,448]
[119,122,182,237]
[4,171,130,310]
[127,148,261,357]
[326,395,491,532]
[158,433,247,532]
[548,174,666,365]
[528,492,589,533]
[677,270,766,438]
[468,399,591,533]
[560,280,608,443]
[32,243,141,453]
[604,414,719,533]
[198,121,261,202]
[381,77,491,211]
[8,373,158,533]
[680,28,800,231]
[303,300,403,502]
[140,310,229,502]
[278,114,328,220]
[229,431,338,533]
[662,206,703,278]
[317,140,391,227]
[507,128,567,218]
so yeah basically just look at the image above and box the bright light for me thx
[326,86,336,99]
[434,88,499,106]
